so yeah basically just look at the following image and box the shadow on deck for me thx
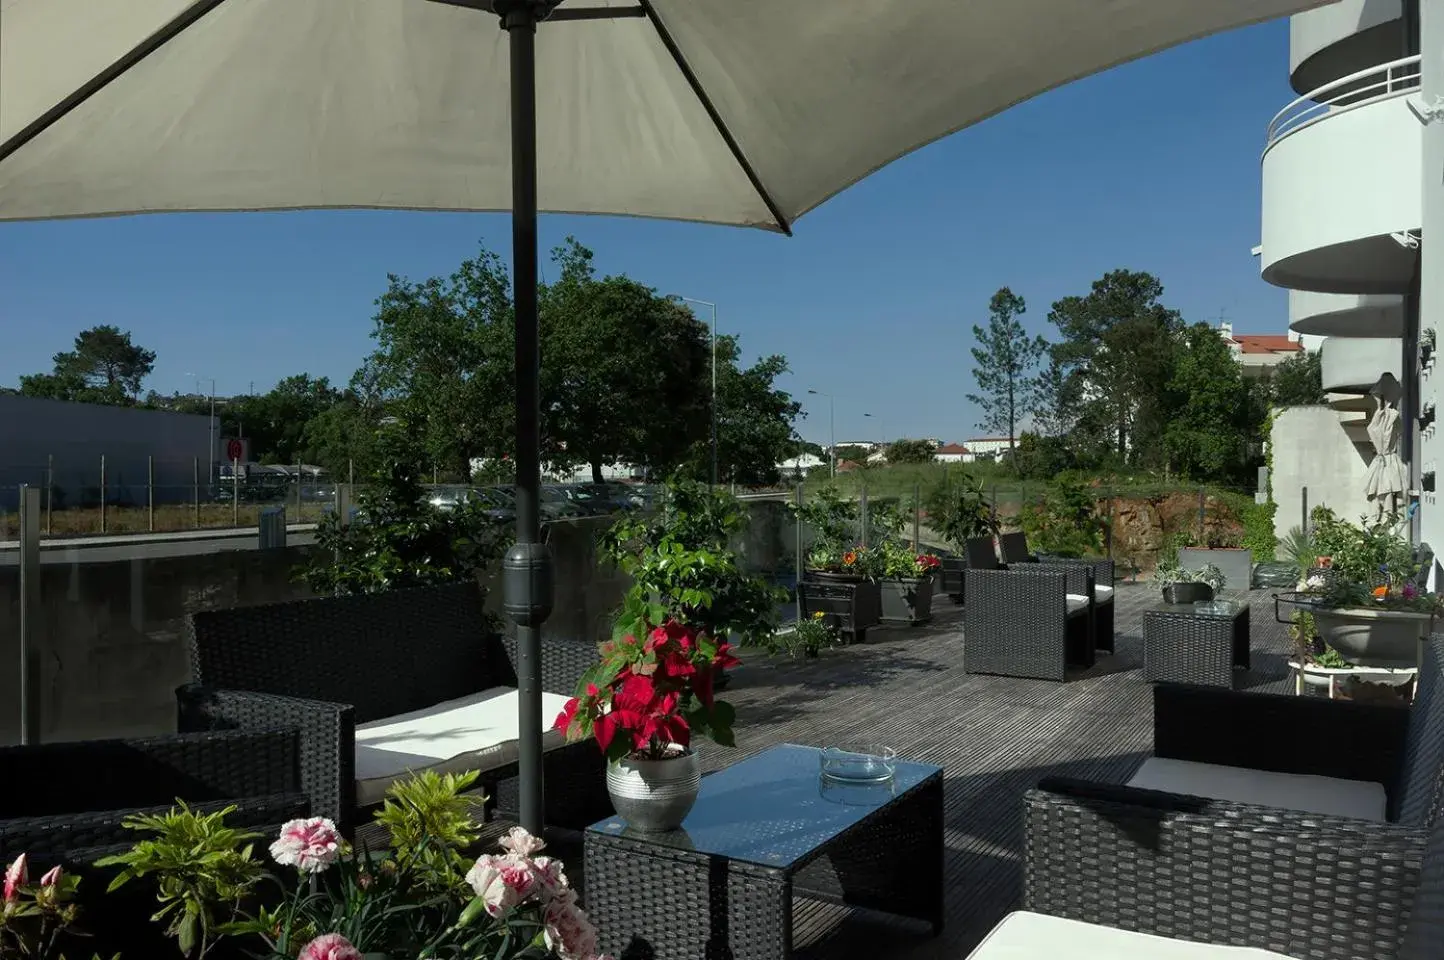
[679,583,1294,959]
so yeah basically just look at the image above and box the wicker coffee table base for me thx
[583,775,944,960]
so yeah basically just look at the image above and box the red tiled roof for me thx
[1232,334,1302,354]
[935,443,969,454]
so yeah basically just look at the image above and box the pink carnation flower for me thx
[498,825,547,856]
[532,855,570,897]
[4,854,26,902]
[296,933,362,960]
[543,889,600,960]
[270,817,341,873]
[466,853,539,916]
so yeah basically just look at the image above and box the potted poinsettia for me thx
[555,618,738,833]
[877,541,941,625]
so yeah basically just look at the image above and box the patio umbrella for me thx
[0,0,1330,830]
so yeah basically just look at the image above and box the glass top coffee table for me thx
[1142,595,1252,688]
[584,743,944,959]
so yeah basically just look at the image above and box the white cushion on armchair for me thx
[1127,757,1386,822]
[353,687,574,806]
[966,912,1296,959]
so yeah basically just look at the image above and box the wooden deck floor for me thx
[677,583,1296,959]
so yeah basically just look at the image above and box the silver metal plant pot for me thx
[1312,607,1433,669]
[606,749,700,832]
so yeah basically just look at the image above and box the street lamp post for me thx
[807,389,836,478]
[188,373,218,483]
[681,297,719,487]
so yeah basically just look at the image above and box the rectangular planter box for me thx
[1178,547,1252,593]
[797,578,882,642]
[879,577,934,625]
[939,556,966,602]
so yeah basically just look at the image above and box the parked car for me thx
[493,484,585,521]
[567,481,639,513]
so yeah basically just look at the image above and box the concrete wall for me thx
[1271,405,1375,540]
[0,395,216,510]
[0,516,630,746]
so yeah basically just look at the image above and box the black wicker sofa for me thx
[0,727,309,868]
[981,637,1444,959]
[177,581,610,834]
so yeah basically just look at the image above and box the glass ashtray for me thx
[819,745,897,784]
[1192,600,1236,615]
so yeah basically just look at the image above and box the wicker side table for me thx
[1142,600,1251,688]
[584,744,944,960]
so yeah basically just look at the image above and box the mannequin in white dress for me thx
[1364,375,1407,523]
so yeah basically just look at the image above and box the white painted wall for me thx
[1271,406,1375,539]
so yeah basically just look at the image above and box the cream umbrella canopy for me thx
[0,0,1332,831]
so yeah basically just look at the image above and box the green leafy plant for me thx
[300,429,509,603]
[602,479,783,648]
[1305,508,1438,611]
[1278,525,1318,580]
[94,803,265,959]
[373,770,485,890]
[924,472,997,553]
[1239,500,1277,563]
[788,488,860,564]
[1019,475,1103,558]
[1153,560,1226,591]
[876,538,941,580]
[783,611,841,658]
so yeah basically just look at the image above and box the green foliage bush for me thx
[1019,475,1104,558]
[1240,499,1277,563]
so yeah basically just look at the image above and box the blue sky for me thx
[0,19,1294,448]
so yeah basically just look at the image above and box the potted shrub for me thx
[877,541,941,625]
[557,617,738,832]
[1177,526,1251,594]
[1018,475,1104,560]
[1154,559,1226,604]
[789,489,862,583]
[783,611,842,659]
[925,472,997,602]
[1297,510,1441,668]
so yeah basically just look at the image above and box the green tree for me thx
[884,438,936,463]
[1048,270,1183,466]
[19,325,156,404]
[225,374,343,464]
[1164,323,1256,480]
[1270,349,1325,406]
[362,243,516,478]
[965,288,1048,452]
[545,240,712,482]
[835,444,873,466]
[688,335,803,486]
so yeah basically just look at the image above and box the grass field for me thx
[0,501,331,540]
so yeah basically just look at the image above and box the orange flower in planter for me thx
[1373,585,1390,599]
[842,551,858,566]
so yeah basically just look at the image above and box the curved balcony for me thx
[1289,291,1405,337]
[1290,0,1405,95]
[1320,336,1403,396]
[1260,55,1421,294]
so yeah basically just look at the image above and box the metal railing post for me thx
[44,454,53,535]
[1301,486,1309,532]
[232,457,240,526]
[194,457,201,528]
[19,485,42,744]
[912,481,921,552]
[147,455,155,532]
[794,483,803,624]
[99,454,107,534]
[859,485,869,548]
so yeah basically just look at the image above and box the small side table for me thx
[1143,599,1251,688]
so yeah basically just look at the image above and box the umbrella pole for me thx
[500,0,552,836]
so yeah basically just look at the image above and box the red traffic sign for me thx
[225,438,244,462]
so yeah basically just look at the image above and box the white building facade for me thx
[1258,0,1435,558]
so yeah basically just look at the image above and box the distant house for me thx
[934,443,970,463]
[1218,321,1304,378]
[778,453,826,476]
[961,437,1015,461]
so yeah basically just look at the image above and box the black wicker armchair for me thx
[964,537,1095,680]
[177,581,610,834]
[1011,640,1444,960]
[0,728,309,868]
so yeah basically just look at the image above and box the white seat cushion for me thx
[1095,584,1114,601]
[1065,593,1090,615]
[1127,757,1386,822]
[354,687,574,807]
[967,912,1297,959]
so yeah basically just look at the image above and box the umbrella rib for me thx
[638,1,792,236]
[0,0,228,165]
